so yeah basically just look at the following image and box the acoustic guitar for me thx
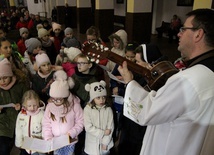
[82,41,178,91]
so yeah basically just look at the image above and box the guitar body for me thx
[148,61,178,90]
[82,41,179,91]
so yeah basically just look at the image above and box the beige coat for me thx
[84,104,114,155]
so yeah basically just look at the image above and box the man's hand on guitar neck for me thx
[118,61,134,84]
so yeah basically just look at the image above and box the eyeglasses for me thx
[76,62,90,65]
[179,27,198,33]
[50,98,64,103]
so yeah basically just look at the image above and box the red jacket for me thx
[17,39,26,56]
[16,21,28,29]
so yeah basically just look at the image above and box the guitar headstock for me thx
[82,41,110,64]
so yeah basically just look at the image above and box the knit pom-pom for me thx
[100,80,106,87]
[54,70,67,81]
[67,77,75,89]
[85,84,91,92]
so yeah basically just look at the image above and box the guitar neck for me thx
[107,52,151,79]
[82,41,152,81]
[82,41,178,91]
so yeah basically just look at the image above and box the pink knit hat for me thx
[52,22,61,32]
[50,80,69,98]
[35,53,51,68]
[0,58,13,77]
[50,70,75,98]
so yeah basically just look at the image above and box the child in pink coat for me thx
[42,70,84,155]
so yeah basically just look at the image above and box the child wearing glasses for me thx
[57,47,82,77]
[42,70,84,155]
[71,53,105,108]
[84,80,114,155]
[15,90,46,155]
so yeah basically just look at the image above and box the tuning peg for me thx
[104,47,109,51]
[97,55,100,58]
[96,59,100,64]
[91,58,95,62]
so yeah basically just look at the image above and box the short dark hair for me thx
[125,42,139,53]
[86,26,100,39]
[0,37,8,47]
[186,9,214,47]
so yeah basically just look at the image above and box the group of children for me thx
[0,57,114,155]
[0,22,118,155]
[0,17,184,155]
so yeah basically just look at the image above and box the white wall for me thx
[153,0,193,34]
[112,0,193,34]
[25,0,193,32]
[26,0,45,16]
[114,0,126,16]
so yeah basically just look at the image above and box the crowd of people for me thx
[0,7,214,155]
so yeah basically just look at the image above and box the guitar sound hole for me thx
[152,71,158,76]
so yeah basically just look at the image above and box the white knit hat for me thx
[85,80,107,102]
[38,28,49,38]
[52,22,61,32]
[19,27,28,36]
[36,24,44,31]
[0,58,13,77]
[64,47,82,61]
[50,70,75,98]
[35,53,50,67]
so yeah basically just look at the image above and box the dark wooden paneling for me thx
[126,12,152,44]
[77,8,93,34]
[56,6,65,24]
[95,9,114,42]
[70,6,77,28]
[212,0,214,9]
[57,6,77,28]
[114,15,125,25]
